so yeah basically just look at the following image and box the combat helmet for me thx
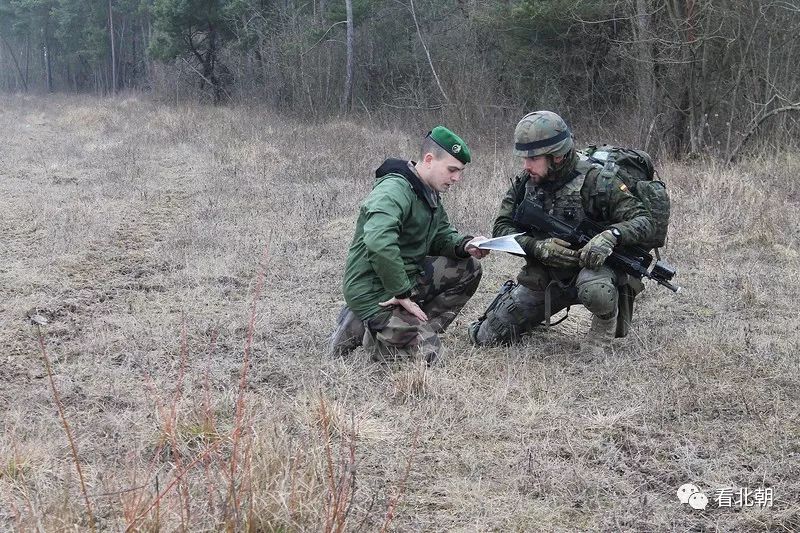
[514,111,573,158]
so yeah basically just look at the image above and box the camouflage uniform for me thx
[363,255,481,362]
[470,112,654,348]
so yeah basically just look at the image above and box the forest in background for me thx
[1,0,799,160]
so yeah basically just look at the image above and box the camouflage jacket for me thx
[494,152,655,285]
[343,159,470,320]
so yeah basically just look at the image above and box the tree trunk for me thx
[203,25,221,104]
[685,0,701,154]
[44,44,52,92]
[0,41,5,90]
[695,35,709,151]
[410,0,449,103]
[131,24,137,88]
[109,0,117,93]
[724,15,759,161]
[25,33,30,88]
[340,0,354,114]
[0,35,29,91]
[633,0,656,148]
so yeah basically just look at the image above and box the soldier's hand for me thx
[532,238,580,268]
[579,230,617,269]
[465,236,490,259]
[379,297,428,322]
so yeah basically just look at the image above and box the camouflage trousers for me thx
[364,256,482,363]
[471,265,628,346]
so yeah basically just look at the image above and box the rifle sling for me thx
[543,276,575,328]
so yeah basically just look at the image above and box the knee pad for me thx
[577,278,618,317]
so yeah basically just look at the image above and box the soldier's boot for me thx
[580,308,618,357]
[327,306,365,357]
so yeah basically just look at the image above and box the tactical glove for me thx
[579,230,617,270]
[532,238,580,269]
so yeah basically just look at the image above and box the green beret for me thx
[427,125,471,164]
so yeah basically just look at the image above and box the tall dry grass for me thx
[1,93,799,531]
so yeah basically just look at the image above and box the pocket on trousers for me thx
[365,309,392,333]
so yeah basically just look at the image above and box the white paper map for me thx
[472,233,526,255]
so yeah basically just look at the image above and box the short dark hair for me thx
[420,136,449,160]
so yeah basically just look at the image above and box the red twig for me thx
[229,237,272,524]
[172,316,191,529]
[319,397,359,533]
[319,397,337,533]
[244,433,255,530]
[335,415,358,533]
[202,331,219,516]
[35,325,96,531]
[123,440,224,532]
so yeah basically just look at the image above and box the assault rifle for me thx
[513,202,680,292]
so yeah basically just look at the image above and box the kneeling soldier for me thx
[468,111,655,353]
[329,127,489,363]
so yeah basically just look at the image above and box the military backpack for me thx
[580,145,670,250]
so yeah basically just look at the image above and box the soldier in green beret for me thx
[468,111,656,354]
[329,126,489,363]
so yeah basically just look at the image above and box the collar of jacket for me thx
[374,158,439,210]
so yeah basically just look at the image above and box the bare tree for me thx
[108,0,116,93]
[0,34,28,91]
[632,0,656,148]
[340,0,353,114]
[408,0,449,103]
[727,103,800,163]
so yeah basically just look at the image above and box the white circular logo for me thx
[688,492,709,510]
[677,483,699,504]
[452,144,461,153]
[677,483,709,510]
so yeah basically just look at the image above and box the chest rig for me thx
[524,173,585,226]
[514,158,597,232]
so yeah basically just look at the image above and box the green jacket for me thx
[494,151,655,287]
[343,159,471,320]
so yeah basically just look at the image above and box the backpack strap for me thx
[599,160,620,187]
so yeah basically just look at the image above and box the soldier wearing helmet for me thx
[468,111,655,354]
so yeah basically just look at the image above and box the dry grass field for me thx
[1,94,799,532]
